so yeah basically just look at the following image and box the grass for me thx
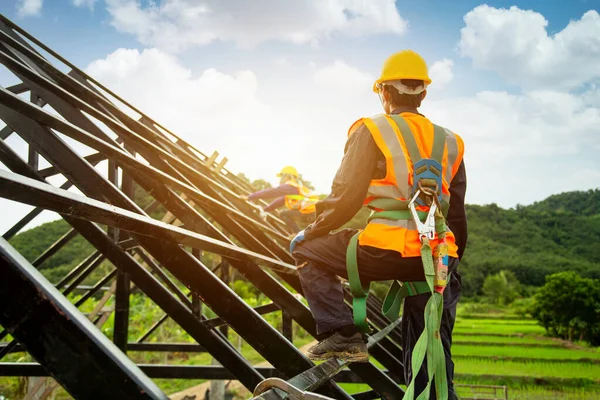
[451,303,600,399]
[456,318,539,325]
[455,357,600,380]
[452,344,600,361]
[453,320,547,336]
[452,334,562,345]
[506,387,600,400]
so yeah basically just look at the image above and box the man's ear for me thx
[382,87,391,102]
[421,90,427,101]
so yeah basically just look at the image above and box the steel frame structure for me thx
[0,14,406,399]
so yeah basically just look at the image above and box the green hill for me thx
[461,194,600,297]
[6,188,600,297]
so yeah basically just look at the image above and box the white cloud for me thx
[86,48,273,149]
[459,5,600,90]
[71,0,97,10]
[312,60,374,93]
[423,88,600,206]
[428,59,454,89]
[105,0,407,51]
[16,0,43,17]
[274,57,290,68]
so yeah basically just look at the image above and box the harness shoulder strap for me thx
[431,124,447,164]
[389,115,422,163]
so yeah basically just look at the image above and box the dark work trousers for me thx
[279,209,315,233]
[292,229,461,400]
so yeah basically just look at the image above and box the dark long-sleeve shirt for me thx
[303,107,468,259]
[248,184,299,211]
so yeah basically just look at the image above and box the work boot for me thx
[307,328,368,363]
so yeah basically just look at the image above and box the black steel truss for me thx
[0,13,406,400]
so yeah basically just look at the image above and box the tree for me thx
[298,174,315,191]
[482,270,521,305]
[251,179,272,191]
[530,271,600,345]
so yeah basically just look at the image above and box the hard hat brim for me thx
[373,76,433,93]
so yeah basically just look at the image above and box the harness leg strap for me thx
[346,233,372,333]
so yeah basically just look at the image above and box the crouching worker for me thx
[289,50,467,400]
[242,166,318,233]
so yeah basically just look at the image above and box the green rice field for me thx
[342,304,600,399]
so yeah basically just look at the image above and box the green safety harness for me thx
[346,115,451,400]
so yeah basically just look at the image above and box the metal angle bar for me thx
[114,262,131,352]
[118,237,139,250]
[0,237,168,399]
[31,227,78,268]
[72,285,112,292]
[0,363,396,384]
[62,253,106,296]
[0,142,266,391]
[74,269,117,307]
[5,81,28,94]
[0,156,101,241]
[136,313,169,344]
[351,390,380,400]
[0,169,295,274]
[133,248,192,309]
[203,303,280,329]
[37,152,106,178]
[127,343,205,353]
[0,339,17,361]
[55,251,101,289]
[0,125,11,140]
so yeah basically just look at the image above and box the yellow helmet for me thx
[277,166,298,177]
[373,50,431,93]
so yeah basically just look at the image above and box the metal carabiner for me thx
[408,189,437,242]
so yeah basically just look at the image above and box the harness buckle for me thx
[408,189,437,242]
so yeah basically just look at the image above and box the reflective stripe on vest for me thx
[284,179,315,212]
[443,127,459,200]
[363,114,408,200]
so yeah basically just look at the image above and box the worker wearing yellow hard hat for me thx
[289,50,467,400]
[241,166,318,233]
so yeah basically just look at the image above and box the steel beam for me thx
[0,237,167,399]
[0,363,397,385]
[0,138,266,392]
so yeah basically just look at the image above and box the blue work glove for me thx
[289,229,306,253]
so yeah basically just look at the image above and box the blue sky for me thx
[1,0,599,232]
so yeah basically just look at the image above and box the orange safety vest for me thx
[283,180,318,214]
[350,112,464,258]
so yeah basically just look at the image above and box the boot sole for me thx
[307,350,369,363]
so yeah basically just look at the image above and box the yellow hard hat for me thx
[277,166,298,177]
[373,50,431,93]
